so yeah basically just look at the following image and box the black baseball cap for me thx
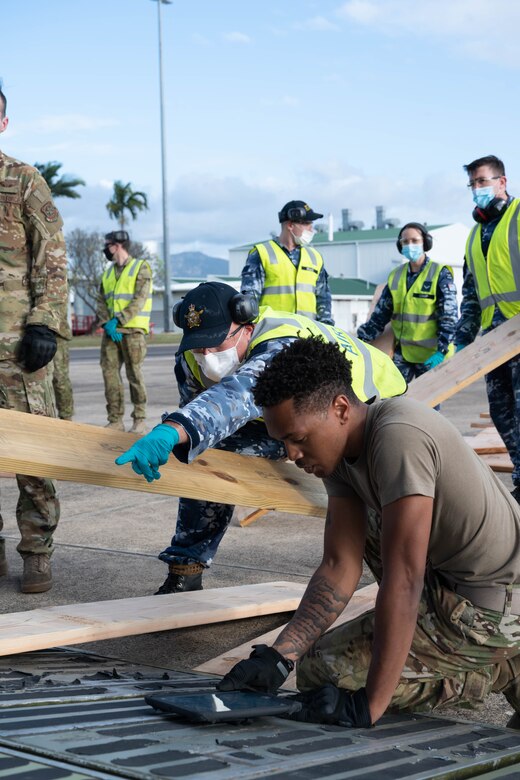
[105,230,129,244]
[278,200,323,224]
[176,282,237,353]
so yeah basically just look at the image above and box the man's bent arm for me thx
[365,494,432,723]
[273,495,366,661]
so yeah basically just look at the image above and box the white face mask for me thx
[290,226,314,246]
[192,328,244,382]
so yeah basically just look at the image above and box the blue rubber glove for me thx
[115,424,180,482]
[423,350,445,370]
[103,317,122,343]
[455,344,465,353]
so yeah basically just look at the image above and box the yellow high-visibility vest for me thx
[101,258,153,333]
[185,306,407,401]
[465,199,520,329]
[253,240,323,318]
[388,260,452,363]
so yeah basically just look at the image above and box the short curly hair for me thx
[253,336,359,414]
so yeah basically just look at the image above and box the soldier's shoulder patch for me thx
[185,303,204,329]
[41,201,60,222]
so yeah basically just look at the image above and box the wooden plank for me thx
[0,409,327,518]
[194,582,379,689]
[480,453,514,473]
[239,508,270,527]
[0,581,305,657]
[365,283,395,357]
[470,421,494,429]
[406,313,520,407]
[480,412,491,419]
[464,428,507,455]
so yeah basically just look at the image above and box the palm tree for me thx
[106,180,149,229]
[34,161,85,199]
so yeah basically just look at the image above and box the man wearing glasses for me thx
[455,155,520,504]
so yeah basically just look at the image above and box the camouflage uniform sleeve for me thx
[455,261,482,348]
[96,280,111,326]
[23,170,70,337]
[240,247,264,304]
[316,266,334,325]
[163,338,291,463]
[117,261,152,327]
[357,285,393,341]
[435,266,458,354]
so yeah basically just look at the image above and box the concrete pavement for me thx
[0,343,515,728]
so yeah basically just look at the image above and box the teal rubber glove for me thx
[423,350,445,369]
[103,317,122,343]
[455,344,465,353]
[115,424,180,482]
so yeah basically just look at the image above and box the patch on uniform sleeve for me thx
[41,201,60,222]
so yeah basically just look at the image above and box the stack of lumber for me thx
[464,417,513,473]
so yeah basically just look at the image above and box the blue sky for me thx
[2,0,519,258]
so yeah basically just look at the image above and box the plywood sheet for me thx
[194,582,379,689]
[479,453,514,473]
[406,312,520,407]
[0,409,327,518]
[0,581,305,657]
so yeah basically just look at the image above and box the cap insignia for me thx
[185,303,204,329]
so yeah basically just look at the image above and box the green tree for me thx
[34,161,85,199]
[106,180,149,228]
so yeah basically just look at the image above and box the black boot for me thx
[155,563,204,595]
[507,712,520,730]
[511,486,520,505]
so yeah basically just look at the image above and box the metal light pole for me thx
[151,0,173,331]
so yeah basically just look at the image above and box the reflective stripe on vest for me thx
[254,241,323,318]
[388,259,450,363]
[465,199,520,329]
[101,258,153,333]
[248,307,407,401]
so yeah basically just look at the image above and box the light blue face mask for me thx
[472,186,495,209]
[401,244,424,262]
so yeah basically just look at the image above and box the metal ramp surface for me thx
[0,649,518,779]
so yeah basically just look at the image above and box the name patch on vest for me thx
[413,293,435,299]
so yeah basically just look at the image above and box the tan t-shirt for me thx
[324,397,520,588]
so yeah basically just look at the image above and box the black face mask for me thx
[103,246,114,261]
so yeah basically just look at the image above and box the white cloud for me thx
[223,31,251,44]
[336,0,520,66]
[296,16,340,32]
[30,115,119,133]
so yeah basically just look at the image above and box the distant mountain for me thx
[170,251,228,278]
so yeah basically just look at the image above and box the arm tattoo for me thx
[274,573,350,658]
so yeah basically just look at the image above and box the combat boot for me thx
[130,419,147,434]
[105,420,125,431]
[155,563,204,595]
[21,554,52,593]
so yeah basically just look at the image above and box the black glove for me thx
[18,325,57,372]
[217,644,294,693]
[289,684,372,727]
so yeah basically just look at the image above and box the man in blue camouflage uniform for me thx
[240,200,334,325]
[357,222,457,383]
[455,156,520,504]
[115,282,406,594]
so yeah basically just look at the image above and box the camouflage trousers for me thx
[297,510,520,715]
[485,352,520,487]
[51,337,74,420]
[100,331,147,422]
[158,421,286,567]
[0,360,60,558]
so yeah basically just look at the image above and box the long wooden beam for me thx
[0,581,305,657]
[195,582,379,688]
[406,312,520,407]
[0,409,327,518]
